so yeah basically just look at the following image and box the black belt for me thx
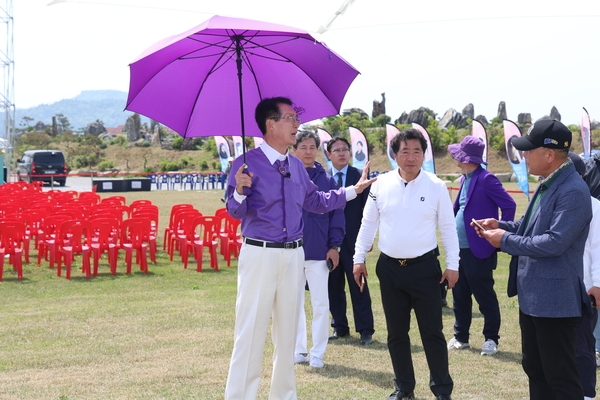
[382,250,436,266]
[244,238,303,249]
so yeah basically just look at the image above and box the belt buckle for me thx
[398,259,408,267]
[284,242,294,249]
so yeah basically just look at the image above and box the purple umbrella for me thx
[125,15,360,162]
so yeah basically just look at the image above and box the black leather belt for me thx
[382,250,436,266]
[244,238,303,249]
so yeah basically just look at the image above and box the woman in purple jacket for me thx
[292,130,345,369]
[446,135,516,356]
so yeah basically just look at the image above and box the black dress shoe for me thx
[328,330,348,341]
[359,333,373,345]
[436,395,452,400]
[386,390,414,400]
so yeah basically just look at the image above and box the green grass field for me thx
[0,181,587,399]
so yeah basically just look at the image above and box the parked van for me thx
[17,150,67,186]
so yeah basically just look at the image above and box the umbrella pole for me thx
[234,35,247,165]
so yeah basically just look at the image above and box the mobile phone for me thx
[590,295,597,308]
[471,218,487,231]
[326,259,334,272]
[360,275,366,293]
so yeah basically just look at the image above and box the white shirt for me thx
[354,169,460,271]
[583,196,600,290]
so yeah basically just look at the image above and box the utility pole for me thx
[0,0,14,182]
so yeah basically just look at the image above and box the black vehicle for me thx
[17,150,67,186]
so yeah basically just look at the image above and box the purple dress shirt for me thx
[226,147,347,243]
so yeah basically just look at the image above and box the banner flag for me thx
[582,107,592,160]
[215,136,231,172]
[349,126,368,171]
[317,128,333,170]
[503,119,530,199]
[386,123,399,170]
[412,123,435,174]
[232,136,245,159]
[471,120,488,169]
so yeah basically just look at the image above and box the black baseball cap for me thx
[510,119,571,151]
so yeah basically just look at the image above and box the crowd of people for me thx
[223,96,599,400]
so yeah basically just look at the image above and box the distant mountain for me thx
[13,90,148,131]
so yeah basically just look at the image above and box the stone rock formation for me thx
[550,106,561,121]
[462,103,474,120]
[475,115,489,126]
[438,108,467,129]
[151,124,161,147]
[125,115,141,142]
[497,101,507,121]
[372,93,386,118]
[35,121,46,132]
[395,107,435,128]
[85,121,107,136]
[517,113,532,125]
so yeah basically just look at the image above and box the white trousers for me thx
[295,260,330,360]
[225,243,304,400]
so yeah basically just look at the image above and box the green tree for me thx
[55,113,72,132]
[372,114,391,127]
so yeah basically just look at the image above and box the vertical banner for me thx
[214,136,231,173]
[349,126,368,171]
[582,107,592,160]
[503,119,530,200]
[386,123,399,170]
[317,128,333,170]
[471,120,488,169]
[232,136,244,159]
[253,136,264,149]
[412,123,436,174]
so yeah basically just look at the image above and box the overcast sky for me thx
[14,0,600,125]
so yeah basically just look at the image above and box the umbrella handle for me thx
[241,167,252,196]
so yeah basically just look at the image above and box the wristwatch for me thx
[330,246,341,252]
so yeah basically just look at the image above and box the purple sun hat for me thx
[448,136,487,165]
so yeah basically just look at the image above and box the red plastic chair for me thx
[56,220,93,280]
[0,221,27,281]
[89,218,120,276]
[168,209,201,260]
[163,204,196,250]
[222,214,242,267]
[37,214,71,269]
[101,195,126,206]
[130,200,154,215]
[79,192,101,204]
[119,219,152,274]
[187,215,219,272]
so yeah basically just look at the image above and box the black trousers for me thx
[451,248,500,344]
[519,310,582,399]
[328,247,374,335]
[576,308,598,397]
[376,252,453,396]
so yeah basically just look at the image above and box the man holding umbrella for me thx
[224,97,375,400]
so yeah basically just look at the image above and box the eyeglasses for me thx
[272,115,302,125]
[331,148,350,154]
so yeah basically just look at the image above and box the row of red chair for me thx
[0,184,159,281]
[164,206,241,272]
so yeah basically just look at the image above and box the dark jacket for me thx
[303,162,345,260]
[331,165,369,254]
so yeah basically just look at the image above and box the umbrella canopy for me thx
[125,15,359,141]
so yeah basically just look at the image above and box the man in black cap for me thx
[475,119,593,399]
